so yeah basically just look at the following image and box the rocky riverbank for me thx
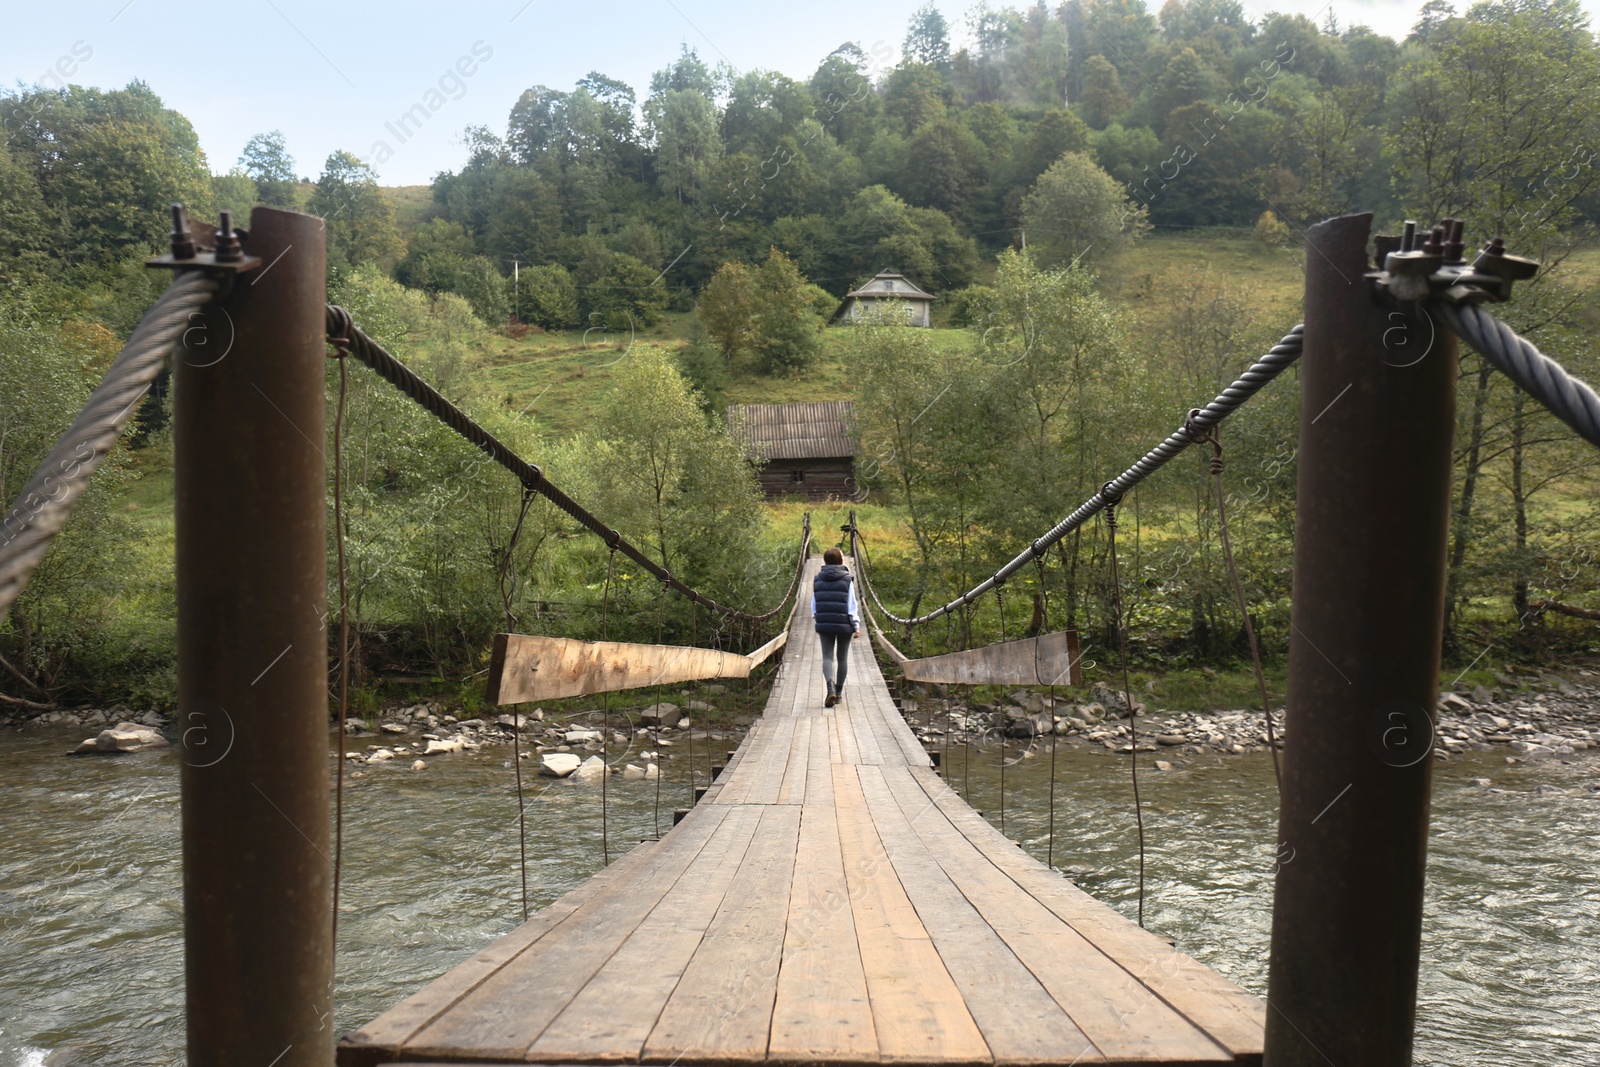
[14,671,1600,768]
[900,674,1600,764]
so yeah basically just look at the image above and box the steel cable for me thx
[864,325,1306,628]
[326,306,806,622]
[0,271,220,621]
[1431,301,1600,449]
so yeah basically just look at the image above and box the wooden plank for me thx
[338,839,661,1061]
[777,712,812,805]
[854,764,1104,1065]
[489,633,758,705]
[769,803,878,1061]
[907,766,1267,1059]
[899,631,1083,687]
[403,806,734,1059]
[527,805,765,1061]
[747,628,788,669]
[833,765,990,1064]
[645,805,803,1064]
[876,767,1234,1064]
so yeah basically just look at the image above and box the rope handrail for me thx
[0,271,221,622]
[1430,301,1600,449]
[858,324,1307,628]
[327,305,808,623]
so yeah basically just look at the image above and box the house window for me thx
[790,469,806,483]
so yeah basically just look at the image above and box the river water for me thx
[1,727,1596,1065]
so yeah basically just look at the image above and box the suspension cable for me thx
[1105,494,1146,928]
[1432,301,1600,449]
[1,271,221,621]
[859,326,1306,629]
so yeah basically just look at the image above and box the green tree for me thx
[1079,54,1131,128]
[309,150,403,271]
[1021,151,1149,265]
[904,3,953,68]
[696,260,759,359]
[238,130,298,208]
[519,263,579,328]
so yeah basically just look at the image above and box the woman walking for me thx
[811,547,860,707]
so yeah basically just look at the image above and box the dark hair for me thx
[823,547,844,565]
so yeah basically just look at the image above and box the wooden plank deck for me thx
[339,559,1265,1067]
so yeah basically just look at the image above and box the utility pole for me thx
[513,256,520,324]
[1264,213,1456,1065]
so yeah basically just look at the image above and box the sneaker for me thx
[825,692,837,707]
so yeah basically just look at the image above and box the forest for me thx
[3,0,1600,712]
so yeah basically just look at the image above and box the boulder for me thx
[456,718,486,730]
[411,760,427,771]
[496,713,532,731]
[568,755,607,783]
[71,722,169,755]
[637,702,680,726]
[424,738,464,755]
[564,729,603,744]
[379,722,408,734]
[539,752,582,778]
[1438,692,1473,713]
[368,748,396,762]
[1154,760,1174,771]
[1008,690,1045,715]
[622,763,649,781]
[1471,684,1495,706]
[1076,703,1106,724]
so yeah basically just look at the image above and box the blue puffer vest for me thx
[812,564,855,635]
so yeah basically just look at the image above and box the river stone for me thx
[568,755,607,783]
[368,748,396,761]
[1156,734,1187,746]
[496,713,531,730]
[564,729,602,744]
[1472,684,1495,706]
[425,738,464,755]
[637,702,680,725]
[1008,690,1045,714]
[379,722,407,734]
[540,752,582,778]
[71,722,168,755]
[411,760,427,771]
[622,763,648,781]
[686,700,715,713]
[1076,703,1106,724]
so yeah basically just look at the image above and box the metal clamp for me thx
[146,204,262,294]
[1367,218,1538,306]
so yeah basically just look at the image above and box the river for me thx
[1,727,1596,1065]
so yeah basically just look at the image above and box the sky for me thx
[0,0,1572,187]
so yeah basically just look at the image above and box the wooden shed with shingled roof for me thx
[727,401,862,501]
[834,269,934,327]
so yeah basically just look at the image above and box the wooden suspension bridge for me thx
[16,206,1592,1064]
[339,560,1264,1066]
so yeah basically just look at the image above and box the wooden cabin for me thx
[727,401,862,501]
[834,270,934,327]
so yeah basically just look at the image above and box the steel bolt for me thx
[169,203,197,260]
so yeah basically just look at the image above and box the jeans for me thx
[818,632,851,695]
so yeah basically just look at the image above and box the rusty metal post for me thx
[1264,213,1456,1065]
[176,207,330,1066]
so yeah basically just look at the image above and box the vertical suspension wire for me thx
[1105,493,1147,927]
[653,579,668,837]
[498,487,537,921]
[599,546,618,866]
[1037,555,1059,870]
[687,602,699,805]
[331,356,350,949]
[1193,418,1283,793]
[996,585,1006,835]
